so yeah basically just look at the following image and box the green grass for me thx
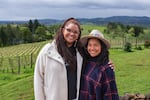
[0,76,34,100]
[110,48,150,95]
[0,69,34,100]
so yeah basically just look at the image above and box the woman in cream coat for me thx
[34,18,84,100]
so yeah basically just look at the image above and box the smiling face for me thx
[87,38,102,57]
[63,23,80,47]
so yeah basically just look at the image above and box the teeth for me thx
[90,52,96,55]
[69,37,74,39]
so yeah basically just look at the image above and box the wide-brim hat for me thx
[81,29,111,49]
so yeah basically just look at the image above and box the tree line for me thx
[0,19,60,47]
[104,22,146,49]
[1,20,149,48]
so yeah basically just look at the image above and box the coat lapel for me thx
[76,49,83,99]
[46,41,65,65]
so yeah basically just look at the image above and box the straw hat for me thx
[81,29,111,48]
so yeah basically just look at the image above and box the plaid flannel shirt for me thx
[79,61,119,100]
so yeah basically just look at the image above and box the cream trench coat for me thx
[34,40,83,100]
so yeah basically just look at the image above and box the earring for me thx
[74,40,77,47]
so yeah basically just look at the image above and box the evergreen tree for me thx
[0,26,8,46]
[33,19,40,32]
[28,19,33,32]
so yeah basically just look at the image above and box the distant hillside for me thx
[1,16,150,27]
[78,16,150,27]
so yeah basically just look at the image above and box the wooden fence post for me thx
[0,57,3,72]
[18,56,20,74]
[30,53,33,69]
[9,58,14,73]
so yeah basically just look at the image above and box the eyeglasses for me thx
[64,28,79,34]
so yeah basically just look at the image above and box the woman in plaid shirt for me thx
[79,29,119,100]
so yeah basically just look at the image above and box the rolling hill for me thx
[1,16,150,27]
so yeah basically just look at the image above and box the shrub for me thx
[136,46,143,50]
[144,40,150,48]
[124,42,132,52]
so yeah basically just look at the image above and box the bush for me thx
[124,42,132,52]
[136,46,143,50]
[144,40,150,48]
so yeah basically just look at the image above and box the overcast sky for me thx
[0,0,150,21]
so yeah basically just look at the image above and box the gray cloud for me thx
[0,0,150,20]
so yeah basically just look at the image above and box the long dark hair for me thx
[55,17,84,71]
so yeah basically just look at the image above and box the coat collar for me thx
[46,40,83,69]
[46,40,65,65]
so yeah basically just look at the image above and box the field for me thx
[110,48,150,95]
[0,24,150,100]
[0,41,48,74]
[0,41,150,100]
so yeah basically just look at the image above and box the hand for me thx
[108,60,115,70]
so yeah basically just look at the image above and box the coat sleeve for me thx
[34,49,46,100]
[96,66,119,100]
